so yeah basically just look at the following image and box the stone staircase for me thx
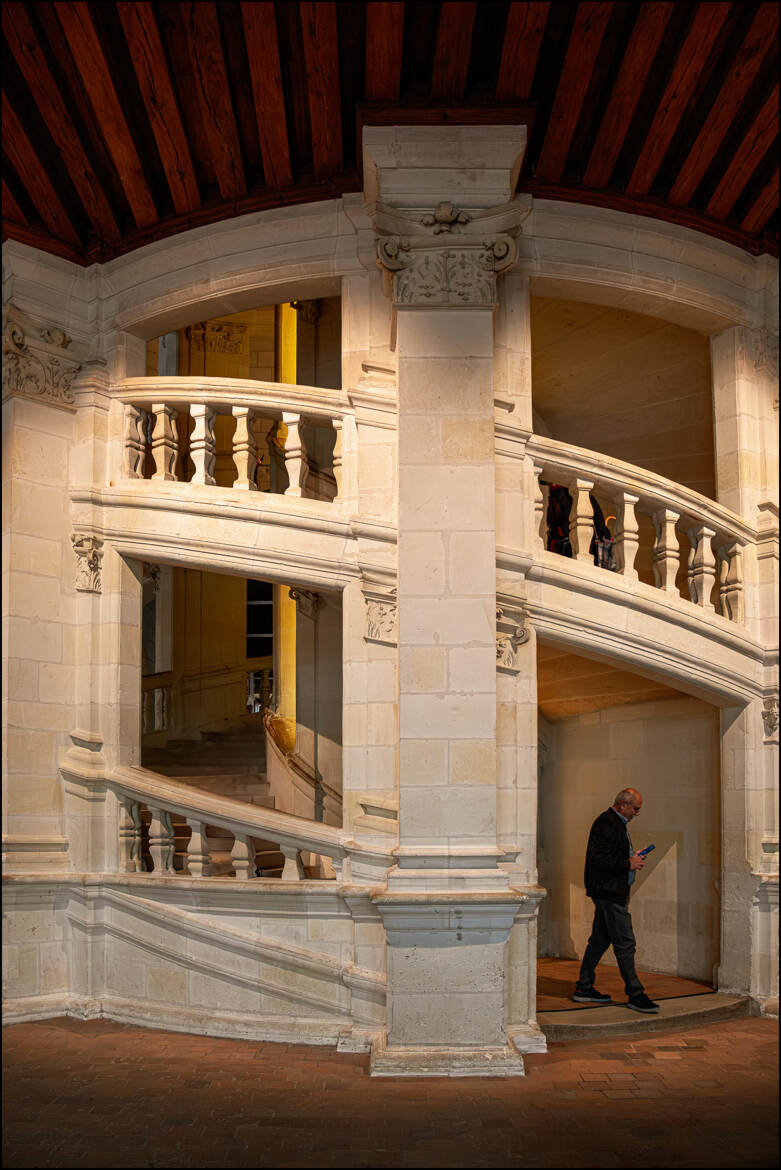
[141,724,288,877]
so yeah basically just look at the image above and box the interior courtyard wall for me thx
[538,695,721,983]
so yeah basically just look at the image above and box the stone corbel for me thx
[496,604,529,673]
[71,534,104,594]
[289,588,322,621]
[762,695,779,743]
[2,304,83,411]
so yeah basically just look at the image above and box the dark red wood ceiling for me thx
[2,1,778,266]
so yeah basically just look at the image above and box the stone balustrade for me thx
[116,377,349,503]
[528,435,753,625]
[112,764,388,883]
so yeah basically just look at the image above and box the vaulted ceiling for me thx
[2,2,778,267]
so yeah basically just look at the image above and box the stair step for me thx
[537,993,751,1041]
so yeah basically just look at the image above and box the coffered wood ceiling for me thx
[2,2,778,266]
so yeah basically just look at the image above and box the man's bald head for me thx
[614,788,643,820]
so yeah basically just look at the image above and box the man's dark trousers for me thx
[577,897,645,998]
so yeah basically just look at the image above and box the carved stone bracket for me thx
[496,604,529,673]
[362,585,398,646]
[142,562,161,592]
[187,321,247,355]
[71,534,104,594]
[762,695,779,742]
[2,305,82,410]
[289,588,322,620]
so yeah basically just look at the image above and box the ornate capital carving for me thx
[289,588,322,620]
[496,604,529,673]
[187,321,247,355]
[376,234,516,308]
[71,534,103,594]
[419,201,472,234]
[762,696,779,742]
[2,306,81,410]
[142,562,161,592]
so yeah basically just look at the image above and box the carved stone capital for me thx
[2,305,82,411]
[71,534,104,594]
[362,583,398,646]
[376,233,517,308]
[289,588,322,620]
[496,604,529,673]
[187,321,247,355]
[762,695,779,742]
[142,562,161,592]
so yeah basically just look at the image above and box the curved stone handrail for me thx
[110,764,392,880]
[117,376,352,423]
[526,433,756,545]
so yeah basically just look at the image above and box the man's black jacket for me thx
[584,808,632,903]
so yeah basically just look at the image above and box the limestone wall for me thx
[538,695,720,983]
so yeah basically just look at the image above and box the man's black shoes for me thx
[626,993,660,1013]
[572,988,613,1004]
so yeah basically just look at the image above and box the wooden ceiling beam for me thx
[535,2,613,184]
[300,2,343,180]
[55,1,157,230]
[241,2,292,188]
[117,2,200,216]
[741,165,779,235]
[495,2,549,102]
[3,4,120,244]
[365,2,404,102]
[668,3,779,207]
[583,2,674,189]
[2,93,81,244]
[182,1,246,201]
[626,3,731,197]
[2,179,28,225]
[706,84,779,220]
[430,1,476,102]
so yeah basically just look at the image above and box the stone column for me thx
[365,125,535,1076]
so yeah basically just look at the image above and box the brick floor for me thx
[2,1015,778,1168]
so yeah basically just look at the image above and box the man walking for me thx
[573,787,660,1014]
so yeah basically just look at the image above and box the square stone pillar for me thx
[364,125,538,1075]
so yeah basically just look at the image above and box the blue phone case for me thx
[638,844,655,856]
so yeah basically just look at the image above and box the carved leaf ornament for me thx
[2,320,78,407]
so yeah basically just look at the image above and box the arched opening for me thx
[536,638,721,1009]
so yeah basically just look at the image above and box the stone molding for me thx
[71,534,104,594]
[2,304,82,410]
[496,603,530,673]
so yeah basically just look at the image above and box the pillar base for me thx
[370,1030,525,1078]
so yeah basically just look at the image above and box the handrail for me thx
[526,434,755,545]
[109,764,390,881]
[116,376,351,423]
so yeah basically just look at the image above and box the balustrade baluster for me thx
[148,806,175,873]
[569,479,595,563]
[282,411,308,497]
[687,525,717,611]
[532,463,549,554]
[614,492,640,582]
[185,819,211,877]
[331,418,343,499]
[231,834,255,880]
[122,405,146,478]
[280,844,305,879]
[189,404,216,485]
[151,404,178,480]
[231,406,258,490]
[718,541,744,623]
[119,799,143,872]
[652,508,681,592]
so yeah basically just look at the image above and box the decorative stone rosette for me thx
[2,305,82,410]
[496,604,529,673]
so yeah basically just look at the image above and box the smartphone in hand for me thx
[637,845,655,857]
